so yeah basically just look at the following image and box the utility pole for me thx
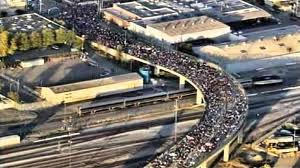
[97,0,103,14]
[67,118,73,168]
[174,99,178,142]
[295,0,299,17]
[39,0,42,14]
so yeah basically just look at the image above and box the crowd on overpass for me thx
[56,3,248,168]
[66,0,133,8]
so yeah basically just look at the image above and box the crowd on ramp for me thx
[55,4,248,168]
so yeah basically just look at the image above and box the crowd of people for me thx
[55,4,248,168]
[66,0,133,8]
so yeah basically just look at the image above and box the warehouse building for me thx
[104,0,271,25]
[104,0,271,43]
[0,13,63,34]
[104,1,179,28]
[7,0,26,8]
[189,0,272,24]
[0,0,26,10]
[40,73,143,104]
[194,31,300,72]
[241,25,300,40]
[264,0,294,12]
[197,31,300,61]
[144,16,231,44]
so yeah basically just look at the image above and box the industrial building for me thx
[241,25,300,40]
[104,0,271,25]
[7,0,26,8]
[104,1,179,28]
[0,13,63,34]
[40,73,143,104]
[144,16,230,43]
[195,0,272,24]
[197,31,300,60]
[194,29,300,72]
[103,0,271,43]
[0,0,26,10]
[264,0,295,12]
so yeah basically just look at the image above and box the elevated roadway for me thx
[90,39,248,168]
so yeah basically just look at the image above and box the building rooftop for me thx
[0,13,62,33]
[188,0,271,23]
[116,1,177,19]
[50,73,142,93]
[147,16,230,36]
[242,25,300,40]
[199,32,300,59]
[216,9,272,23]
[106,0,271,28]
[105,7,136,21]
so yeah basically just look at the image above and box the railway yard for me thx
[3,83,300,168]
[3,0,300,167]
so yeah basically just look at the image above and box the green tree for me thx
[65,30,76,46]
[72,37,83,50]
[0,60,5,70]
[42,28,55,47]
[19,33,31,51]
[55,28,67,44]
[30,31,42,48]
[7,91,19,103]
[8,37,18,55]
[0,31,9,57]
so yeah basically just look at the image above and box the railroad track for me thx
[3,110,201,155]
[1,111,203,167]
[1,89,200,168]
[78,89,196,116]
[4,137,172,168]
[21,92,197,140]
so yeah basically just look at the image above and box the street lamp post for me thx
[81,35,85,52]
[174,99,178,142]
[124,31,127,46]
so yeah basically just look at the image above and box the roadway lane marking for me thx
[247,86,300,97]
[247,93,258,97]
[260,88,283,94]
[285,62,297,66]
[281,86,300,91]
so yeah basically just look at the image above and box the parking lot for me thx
[4,55,130,87]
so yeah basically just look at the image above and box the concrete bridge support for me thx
[197,160,208,168]
[237,131,244,144]
[196,89,205,105]
[154,67,160,77]
[223,143,230,162]
[195,131,244,168]
[179,77,186,90]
